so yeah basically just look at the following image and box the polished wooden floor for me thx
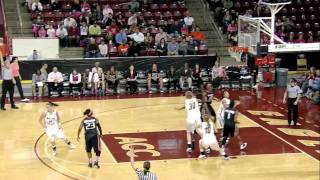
[0,88,319,180]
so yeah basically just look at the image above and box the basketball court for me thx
[0,87,319,180]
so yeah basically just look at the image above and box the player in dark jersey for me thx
[77,109,103,168]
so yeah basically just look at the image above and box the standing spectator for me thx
[47,67,64,97]
[115,29,128,45]
[155,28,168,45]
[179,63,192,90]
[167,38,179,56]
[10,57,30,102]
[80,22,88,39]
[1,54,18,110]
[128,0,140,12]
[98,40,109,57]
[301,67,316,94]
[118,43,130,56]
[38,26,47,37]
[31,0,43,12]
[178,38,188,55]
[56,25,69,47]
[126,64,137,93]
[283,79,302,127]
[69,69,82,95]
[190,26,205,47]
[47,25,56,37]
[32,69,46,97]
[89,22,102,37]
[63,16,77,30]
[81,0,91,13]
[28,50,42,60]
[128,13,138,26]
[102,5,113,18]
[156,38,167,56]
[183,11,194,31]
[85,38,101,58]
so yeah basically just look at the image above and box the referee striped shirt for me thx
[135,168,157,180]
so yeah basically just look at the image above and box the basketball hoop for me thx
[228,46,249,62]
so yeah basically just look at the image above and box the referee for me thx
[130,147,157,180]
[283,78,302,127]
[1,53,18,110]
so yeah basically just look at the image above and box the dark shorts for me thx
[223,125,235,138]
[85,135,100,153]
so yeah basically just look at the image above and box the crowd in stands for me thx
[206,0,320,45]
[299,67,320,104]
[26,0,209,57]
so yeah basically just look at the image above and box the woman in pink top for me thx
[38,26,47,37]
[10,57,29,102]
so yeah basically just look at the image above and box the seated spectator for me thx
[137,14,146,27]
[128,28,145,44]
[47,25,56,37]
[128,0,140,12]
[301,67,316,93]
[80,22,88,39]
[155,28,168,45]
[147,63,164,93]
[98,40,109,57]
[105,31,114,43]
[78,14,90,25]
[179,63,192,90]
[32,69,46,97]
[223,0,233,10]
[311,70,320,91]
[275,18,283,30]
[50,0,61,11]
[56,25,68,47]
[47,67,64,97]
[82,68,93,95]
[106,66,119,93]
[128,13,138,26]
[102,12,113,27]
[107,21,120,36]
[227,20,237,42]
[93,4,103,22]
[192,64,203,89]
[88,22,102,37]
[222,11,232,33]
[199,40,208,51]
[32,15,45,36]
[102,5,113,18]
[187,36,196,55]
[93,68,105,95]
[283,18,294,32]
[64,16,77,30]
[31,0,43,12]
[68,26,80,46]
[287,32,295,44]
[115,29,128,45]
[71,0,81,12]
[181,24,189,36]
[92,62,103,73]
[108,40,118,53]
[295,33,305,43]
[69,69,82,95]
[118,43,130,56]
[144,32,154,49]
[167,65,179,92]
[116,14,126,29]
[86,38,101,58]
[28,50,42,60]
[126,64,137,93]
[156,38,167,56]
[183,11,194,31]
[129,23,138,34]
[167,38,179,56]
[170,21,180,35]
[307,35,314,43]
[211,61,223,88]
[190,26,205,47]
[37,26,47,37]
[178,38,188,55]
[160,21,170,33]
[81,0,91,13]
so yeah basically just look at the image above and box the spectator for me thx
[68,26,80,46]
[88,22,102,37]
[156,38,167,56]
[199,40,208,51]
[80,22,88,39]
[71,0,81,12]
[129,23,138,33]
[98,40,109,57]
[32,69,46,97]
[227,20,237,41]
[118,43,130,56]
[81,0,91,13]
[179,63,192,90]
[183,11,194,31]
[40,63,48,80]
[10,57,30,102]
[160,20,170,33]
[93,68,105,95]
[181,24,189,36]
[107,21,120,35]
[301,67,316,93]
[187,36,196,55]
[78,14,90,25]
[170,20,180,35]
[167,65,179,92]
[126,64,137,93]
[32,15,44,36]
[222,10,232,33]
[47,25,56,37]
[192,64,203,89]
[155,28,168,45]
[94,4,103,21]
[82,68,93,95]
[178,38,188,55]
[47,67,64,97]
[190,26,205,47]
[307,35,314,43]
[295,33,305,43]
[106,66,119,93]
[105,31,114,44]
[115,29,128,45]
[108,40,118,53]
[92,62,103,74]
[85,38,101,58]
[128,28,145,43]
[283,18,294,31]
[144,32,154,49]
[275,18,283,30]
[243,10,252,17]
[102,12,113,26]
[167,38,179,56]
[211,61,223,88]
[69,69,82,95]
[50,0,61,11]
[137,14,146,27]
[102,5,113,18]
[63,16,77,29]
[128,13,138,26]
[28,50,42,60]
[116,14,126,29]
[38,26,47,37]
[287,32,295,43]
[56,25,68,47]
[147,63,164,93]
[128,0,140,12]
[223,0,233,10]
[31,0,43,12]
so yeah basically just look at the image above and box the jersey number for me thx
[189,102,196,110]
[85,122,96,130]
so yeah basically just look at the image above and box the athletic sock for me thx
[89,158,93,163]
[96,156,100,162]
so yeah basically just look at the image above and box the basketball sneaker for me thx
[223,154,230,160]
[21,98,30,102]
[88,162,93,168]
[186,147,192,153]
[160,89,164,93]
[94,161,100,169]
[240,142,248,150]
[198,154,207,159]
[68,144,76,149]
[205,148,211,154]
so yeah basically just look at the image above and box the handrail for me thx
[16,0,23,34]
[0,0,7,31]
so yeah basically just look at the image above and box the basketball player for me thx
[201,84,217,121]
[177,91,202,152]
[38,102,76,156]
[198,115,228,159]
[77,109,103,168]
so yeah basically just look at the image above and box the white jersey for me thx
[44,110,59,129]
[185,98,201,118]
[201,121,215,139]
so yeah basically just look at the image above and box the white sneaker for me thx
[160,89,164,93]
[21,98,30,102]
[149,90,152,94]
[68,144,76,149]
[240,142,247,150]
[186,147,192,153]
[198,154,206,159]
[220,148,226,156]
[223,155,230,160]
[52,150,57,156]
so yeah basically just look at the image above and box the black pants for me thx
[14,77,25,99]
[127,80,137,93]
[193,78,203,89]
[107,80,119,91]
[1,80,15,108]
[48,82,64,96]
[167,79,178,90]
[212,77,221,89]
[288,98,298,125]
[222,125,235,146]
[85,135,101,156]
[69,83,82,94]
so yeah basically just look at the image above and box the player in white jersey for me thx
[177,91,202,153]
[197,115,228,159]
[38,102,75,156]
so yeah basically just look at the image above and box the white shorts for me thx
[200,135,219,149]
[45,127,66,142]
[186,116,201,133]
